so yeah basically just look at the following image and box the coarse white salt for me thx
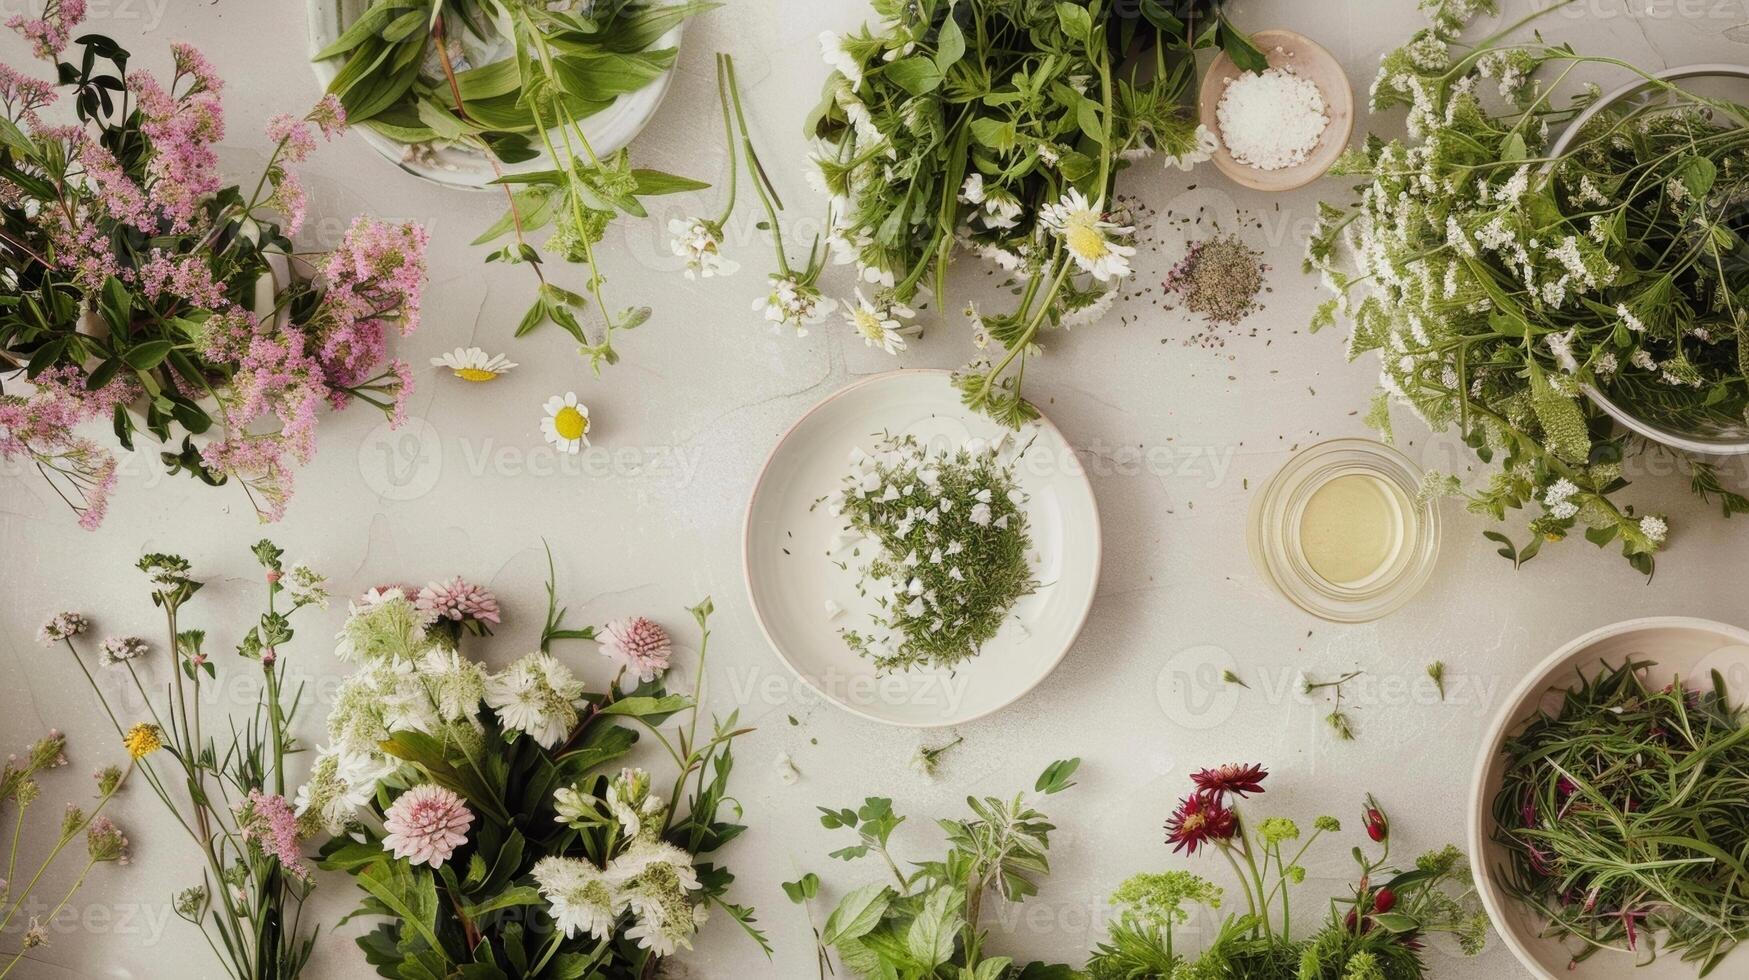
[1216,63,1329,171]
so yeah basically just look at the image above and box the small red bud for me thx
[265,570,281,584]
[1373,887,1396,914]
[1364,805,1388,842]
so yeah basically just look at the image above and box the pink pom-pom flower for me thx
[381,785,473,868]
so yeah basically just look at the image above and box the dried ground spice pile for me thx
[1164,234,1265,326]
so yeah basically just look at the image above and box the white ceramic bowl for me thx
[742,370,1102,727]
[306,0,685,189]
[1469,617,1749,979]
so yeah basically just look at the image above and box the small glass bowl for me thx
[1246,439,1441,623]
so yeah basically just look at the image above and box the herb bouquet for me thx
[787,758,1083,979]
[308,560,764,977]
[1307,0,1749,573]
[1097,763,1489,979]
[48,540,334,980]
[808,0,1259,425]
[1,10,426,526]
[317,0,714,370]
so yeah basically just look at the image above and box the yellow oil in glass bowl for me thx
[1247,440,1440,622]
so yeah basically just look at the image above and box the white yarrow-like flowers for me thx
[533,856,621,941]
[484,652,585,749]
[753,273,837,335]
[1038,187,1135,282]
[667,217,738,279]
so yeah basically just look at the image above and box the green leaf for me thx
[356,861,445,957]
[460,885,543,919]
[1500,132,1527,163]
[905,887,960,968]
[1528,364,1591,464]
[1371,912,1419,934]
[822,883,891,945]
[630,168,710,196]
[968,116,1016,152]
[883,56,942,96]
[1677,155,1717,200]
[312,0,422,61]
[598,694,694,717]
[1055,3,1093,44]
[934,16,966,71]
[1035,758,1080,794]
[122,340,175,370]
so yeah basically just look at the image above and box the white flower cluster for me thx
[301,588,586,834]
[533,836,706,956]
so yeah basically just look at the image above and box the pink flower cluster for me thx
[600,617,674,682]
[0,368,133,528]
[6,0,85,59]
[416,578,502,625]
[235,789,310,880]
[1,27,419,529]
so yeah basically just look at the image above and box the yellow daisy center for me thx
[853,309,886,341]
[456,367,500,382]
[1065,221,1110,260]
[553,406,589,441]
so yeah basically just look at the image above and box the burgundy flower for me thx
[1165,793,1236,855]
[1189,763,1268,800]
[1362,795,1389,842]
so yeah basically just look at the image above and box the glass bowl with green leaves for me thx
[1546,65,1749,456]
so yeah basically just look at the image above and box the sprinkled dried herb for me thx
[1492,660,1749,974]
[1164,234,1264,325]
[824,435,1035,673]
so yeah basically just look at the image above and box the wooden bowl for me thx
[1197,29,1354,192]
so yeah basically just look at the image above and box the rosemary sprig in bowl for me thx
[1490,659,1749,975]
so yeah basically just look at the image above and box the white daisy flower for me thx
[541,392,591,454]
[431,347,516,382]
[667,217,739,279]
[843,289,914,354]
[1038,187,1136,282]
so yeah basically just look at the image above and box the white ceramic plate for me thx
[306,0,685,189]
[743,370,1101,727]
[1469,617,1749,980]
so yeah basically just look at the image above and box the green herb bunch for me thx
[311,554,765,978]
[1307,0,1749,574]
[809,0,1258,425]
[53,541,332,980]
[786,758,1082,979]
[317,0,716,369]
[1107,764,1488,979]
[828,433,1037,672]
[1492,660,1749,975]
